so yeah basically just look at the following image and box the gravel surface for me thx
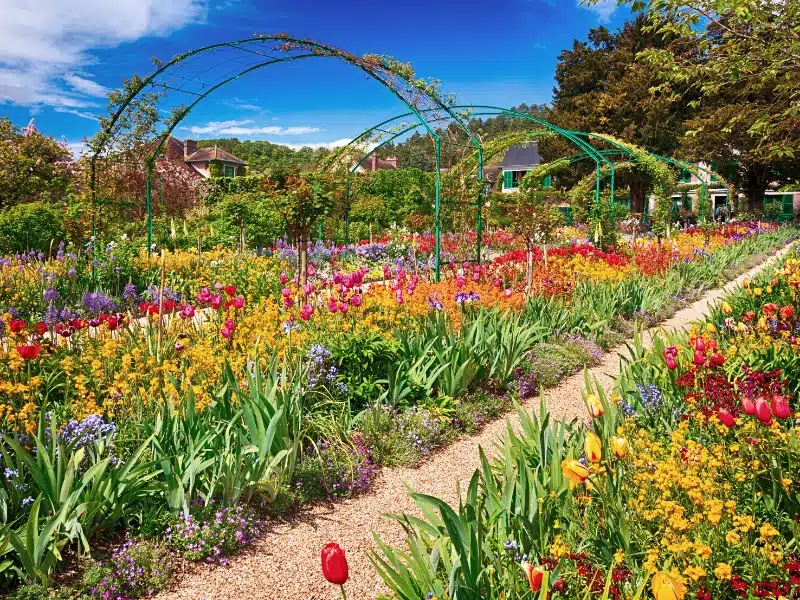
[157,243,795,600]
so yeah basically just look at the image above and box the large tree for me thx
[0,119,72,209]
[591,0,800,209]
[549,14,699,212]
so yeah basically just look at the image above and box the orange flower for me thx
[522,562,545,593]
[561,458,590,486]
[586,394,604,418]
[584,432,602,463]
[652,572,686,600]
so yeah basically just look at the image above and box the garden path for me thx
[158,242,796,600]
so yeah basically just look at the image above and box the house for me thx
[668,162,799,221]
[500,143,544,193]
[180,139,247,178]
[354,152,399,173]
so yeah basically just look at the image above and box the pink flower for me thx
[350,295,362,307]
[196,288,212,303]
[771,394,791,419]
[303,284,314,295]
[456,276,465,288]
[328,299,338,313]
[395,289,404,304]
[283,296,295,308]
[210,295,222,310]
[504,288,512,297]
[741,397,756,416]
[717,408,735,427]
[754,396,772,425]
[693,350,706,366]
[281,288,291,297]
[214,282,224,291]
[280,272,288,285]
[666,356,678,370]
[338,302,349,314]
[181,304,195,319]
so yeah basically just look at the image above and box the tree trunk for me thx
[743,165,769,214]
[526,248,534,294]
[629,179,647,214]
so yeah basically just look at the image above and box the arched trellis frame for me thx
[326,105,615,279]
[89,34,482,268]
[562,132,734,223]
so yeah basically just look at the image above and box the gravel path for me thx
[158,243,795,600]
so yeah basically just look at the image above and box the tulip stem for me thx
[340,585,347,600]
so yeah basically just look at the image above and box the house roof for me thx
[185,146,248,166]
[501,143,542,170]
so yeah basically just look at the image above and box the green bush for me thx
[0,201,64,253]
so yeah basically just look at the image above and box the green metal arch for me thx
[89,35,483,266]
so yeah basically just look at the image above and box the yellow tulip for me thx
[610,435,629,459]
[652,571,686,600]
[584,432,602,463]
[754,287,762,297]
[705,322,717,333]
[587,394,604,418]
[767,286,773,294]
[561,458,590,486]
[721,301,733,315]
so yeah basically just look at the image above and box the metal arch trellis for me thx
[563,132,734,222]
[89,34,483,274]
[328,105,616,279]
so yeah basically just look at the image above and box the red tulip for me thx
[16,344,40,360]
[717,408,735,427]
[754,396,772,425]
[694,337,705,352]
[224,285,236,297]
[523,563,545,593]
[9,319,26,333]
[321,543,349,586]
[763,303,778,317]
[779,305,794,320]
[34,322,46,335]
[709,353,725,367]
[693,350,706,366]
[666,356,678,370]
[741,397,756,415]
[771,394,791,419]
[280,272,288,285]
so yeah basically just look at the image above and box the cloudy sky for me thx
[0,0,630,154]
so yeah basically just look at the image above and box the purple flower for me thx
[82,291,117,315]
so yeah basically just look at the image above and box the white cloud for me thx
[0,0,208,108]
[54,107,101,121]
[579,0,618,23]
[278,138,352,150]
[63,74,110,98]
[182,120,321,136]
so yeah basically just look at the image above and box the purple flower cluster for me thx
[455,290,480,305]
[82,291,117,316]
[90,539,173,599]
[305,344,348,394]
[59,414,117,449]
[166,501,260,564]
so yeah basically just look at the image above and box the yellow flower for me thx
[759,523,779,540]
[722,301,733,315]
[584,432,602,463]
[714,563,732,580]
[586,394,604,418]
[725,531,741,545]
[652,571,686,600]
[561,458,590,487]
[614,550,625,565]
[610,435,629,459]
[684,566,706,582]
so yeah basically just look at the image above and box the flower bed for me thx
[370,246,800,600]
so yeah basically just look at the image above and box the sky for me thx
[0,0,633,156]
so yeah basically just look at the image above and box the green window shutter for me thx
[503,171,513,189]
[680,169,691,183]
[782,193,793,215]
[543,174,552,189]
[224,165,235,178]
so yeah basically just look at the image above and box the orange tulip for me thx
[652,571,686,600]
[561,458,590,486]
[584,432,602,463]
[522,563,545,593]
[587,394,604,418]
[610,435,629,459]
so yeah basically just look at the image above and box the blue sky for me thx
[0,0,632,155]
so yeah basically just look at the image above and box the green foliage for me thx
[0,202,65,254]
[0,119,72,209]
[197,138,330,173]
[208,162,224,178]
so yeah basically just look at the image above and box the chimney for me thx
[385,156,398,169]
[184,139,197,158]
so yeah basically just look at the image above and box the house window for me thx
[503,170,529,190]
[224,165,235,178]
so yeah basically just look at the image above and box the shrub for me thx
[0,201,64,253]
[293,434,377,502]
